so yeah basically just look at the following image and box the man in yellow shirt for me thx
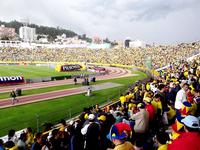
[119,94,127,106]
[155,131,170,150]
[151,94,163,116]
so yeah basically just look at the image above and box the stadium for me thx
[0,1,200,149]
[0,40,199,150]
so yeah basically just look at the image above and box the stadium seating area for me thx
[0,43,200,150]
[0,41,200,68]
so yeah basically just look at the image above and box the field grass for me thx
[0,71,147,100]
[0,71,147,136]
[0,65,91,78]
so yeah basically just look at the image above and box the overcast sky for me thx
[0,0,200,44]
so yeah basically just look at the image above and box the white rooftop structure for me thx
[19,26,36,42]
[129,40,145,48]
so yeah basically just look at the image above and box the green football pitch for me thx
[0,65,91,78]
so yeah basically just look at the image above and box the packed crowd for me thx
[0,57,200,150]
[0,41,200,68]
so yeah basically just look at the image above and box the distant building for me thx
[38,38,48,43]
[82,34,86,39]
[92,36,103,44]
[55,35,87,44]
[129,40,145,48]
[124,39,131,48]
[19,26,36,42]
[0,25,16,39]
[37,34,48,43]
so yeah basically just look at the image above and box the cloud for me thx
[129,0,200,21]
[0,0,200,44]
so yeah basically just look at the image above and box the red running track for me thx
[0,88,85,108]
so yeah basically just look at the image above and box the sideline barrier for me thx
[51,75,71,81]
[55,64,86,72]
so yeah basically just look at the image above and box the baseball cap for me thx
[84,113,89,120]
[143,97,151,103]
[98,115,106,121]
[137,103,145,109]
[69,120,74,125]
[106,125,127,141]
[181,115,200,129]
[88,114,95,120]
[114,122,132,134]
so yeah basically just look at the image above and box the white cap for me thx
[47,131,52,140]
[109,110,114,114]
[69,120,74,125]
[169,82,175,88]
[181,115,200,129]
[88,114,95,120]
[64,128,68,132]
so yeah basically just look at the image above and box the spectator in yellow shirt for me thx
[155,131,170,150]
[119,94,127,106]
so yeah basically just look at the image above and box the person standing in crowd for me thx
[193,89,200,116]
[130,103,149,133]
[0,139,5,150]
[17,132,27,150]
[31,132,48,150]
[48,129,61,150]
[143,97,155,122]
[8,129,18,145]
[86,78,89,85]
[68,120,84,150]
[86,86,92,96]
[25,127,34,149]
[168,115,200,150]
[155,131,170,150]
[157,84,168,112]
[81,114,100,150]
[31,132,43,150]
[10,90,18,105]
[59,119,67,132]
[175,83,189,110]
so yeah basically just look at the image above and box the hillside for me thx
[0,20,77,40]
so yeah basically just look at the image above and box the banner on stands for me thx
[56,64,82,72]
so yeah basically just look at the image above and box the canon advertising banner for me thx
[0,76,24,85]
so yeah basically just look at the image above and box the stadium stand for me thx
[0,41,200,68]
[0,42,200,150]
